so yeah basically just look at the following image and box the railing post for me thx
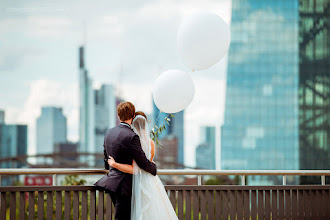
[241,175,245,186]
[53,174,57,186]
[282,175,287,185]
[198,175,202,186]
[321,175,325,185]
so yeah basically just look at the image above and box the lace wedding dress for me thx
[131,115,178,220]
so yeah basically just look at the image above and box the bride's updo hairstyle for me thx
[133,111,148,128]
[135,111,147,120]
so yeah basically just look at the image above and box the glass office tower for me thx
[221,0,299,185]
[299,0,329,184]
[196,126,216,169]
[0,124,27,185]
[36,107,67,155]
[153,101,185,165]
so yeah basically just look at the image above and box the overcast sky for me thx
[0,0,231,167]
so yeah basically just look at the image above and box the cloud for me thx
[85,0,231,84]
[5,80,79,155]
[0,54,20,71]
[0,15,74,38]
[26,16,73,37]
[0,47,45,72]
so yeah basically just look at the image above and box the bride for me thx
[108,111,178,220]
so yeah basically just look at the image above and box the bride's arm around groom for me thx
[108,139,156,174]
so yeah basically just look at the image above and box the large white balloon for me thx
[153,70,195,113]
[177,12,231,70]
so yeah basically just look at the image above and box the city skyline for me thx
[0,0,327,180]
[0,0,230,167]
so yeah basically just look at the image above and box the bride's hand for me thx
[108,156,116,167]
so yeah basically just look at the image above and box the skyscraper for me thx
[94,84,116,150]
[0,110,4,124]
[196,126,216,169]
[36,107,67,155]
[78,46,117,159]
[153,101,184,165]
[0,115,27,185]
[299,0,329,184]
[79,46,95,154]
[221,0,299,185]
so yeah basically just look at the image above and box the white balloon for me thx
[153,70,195,113]
[177,12,231,70]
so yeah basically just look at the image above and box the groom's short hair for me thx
[117,102,135,121]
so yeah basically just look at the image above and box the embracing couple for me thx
[95,101,178,220]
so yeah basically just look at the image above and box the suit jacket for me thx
[95,123,157,197]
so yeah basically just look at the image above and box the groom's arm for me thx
[130,135,157,176]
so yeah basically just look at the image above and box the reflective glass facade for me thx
[221,0,299,185]
[153,101,184,165]
[196,126,216,169]
[36,107,67,155]
[0,124,27,185]
[299,0,329,184]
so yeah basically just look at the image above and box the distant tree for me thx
[62,175,86,186]
[13,180,24,186]
[205,175,240,185]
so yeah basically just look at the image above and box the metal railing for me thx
[1,168,330,186]
[1,169,330,219]
[1,184,330,219]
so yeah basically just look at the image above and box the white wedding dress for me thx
[131,115,178,220]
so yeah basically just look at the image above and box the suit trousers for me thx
[109,190,132,220]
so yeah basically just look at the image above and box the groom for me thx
[101,101,157,220]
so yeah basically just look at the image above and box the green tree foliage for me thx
[62,175,86,186]
[205,175,241,185]
[150,114,174,147]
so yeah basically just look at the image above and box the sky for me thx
[0,0,231,167]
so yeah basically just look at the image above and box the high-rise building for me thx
[196,126,216,169]
[54,142,78,167]
[94,84,116,150]
[299,0,329,184]
[79,46,95,155]
[0,110,4,124]
[36,107,67,155]
[0,121,27,185]
[221,0,299,185]
[155,135,183,184]
[78,46,117,160]
[153,101,184,165]
[155,135,178,169]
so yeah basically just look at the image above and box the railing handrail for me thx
[1,168,330,176]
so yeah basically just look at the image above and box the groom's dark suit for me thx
[97,122,157,220]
